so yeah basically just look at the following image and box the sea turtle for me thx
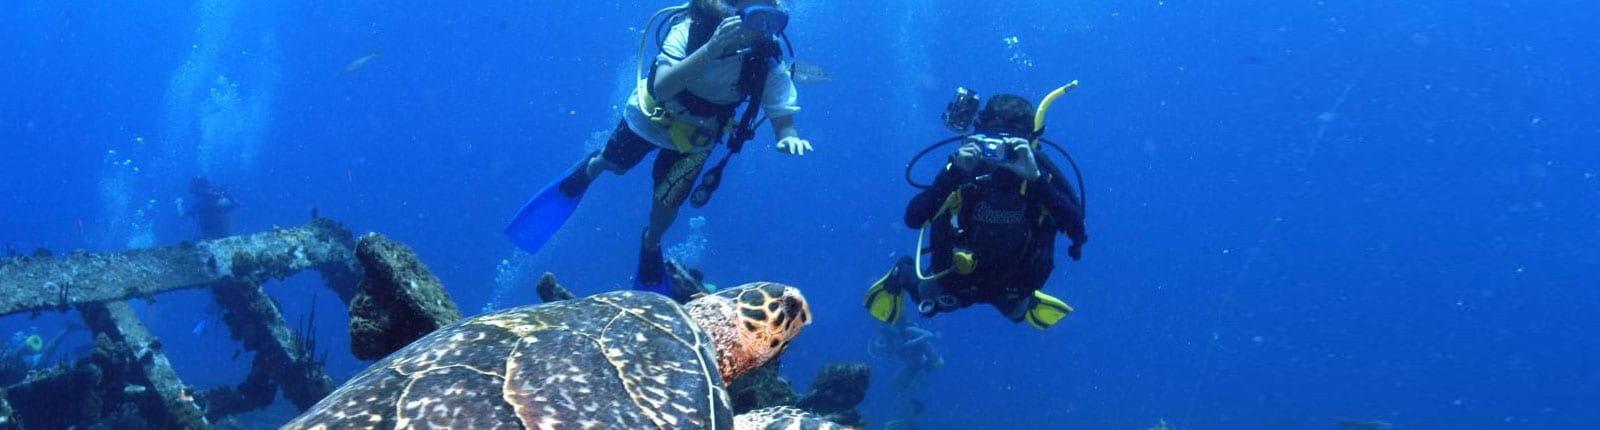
[284,282,841,430]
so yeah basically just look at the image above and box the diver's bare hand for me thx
[953,142,982,172]
[706,16,748,56]
[1004,143,1041,180]
[776,136,812,156]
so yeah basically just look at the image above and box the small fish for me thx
[191,318,206,336]
[790,60,831,85]
[342,50,381,74]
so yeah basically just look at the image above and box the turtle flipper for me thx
[734,406,850,430]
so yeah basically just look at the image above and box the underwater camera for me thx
[980,138,1007,160]
[740,5,788,37]
[967,135,1011,160]
[942,87,980,133]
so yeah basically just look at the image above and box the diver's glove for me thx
[1067,232,1087,261]
[1062,228,1088,258]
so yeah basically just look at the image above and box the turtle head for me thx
[684,282,811,383]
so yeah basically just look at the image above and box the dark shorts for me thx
[599,120,709,209]
[599,120,658,171]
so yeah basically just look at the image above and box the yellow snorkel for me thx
[1031,80,1079,147]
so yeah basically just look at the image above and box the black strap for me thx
[688,94,763,208]
[688,39,781,208]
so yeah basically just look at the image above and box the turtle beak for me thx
[781,287,811,333]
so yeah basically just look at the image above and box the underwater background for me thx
[3,0,1597,428]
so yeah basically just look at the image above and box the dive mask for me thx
[740,5,789,37]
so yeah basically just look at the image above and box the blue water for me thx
[4,0,1598,428]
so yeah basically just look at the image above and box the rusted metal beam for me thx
[78,301,212,429]
[202,279,335,415]
[0,218,358,316]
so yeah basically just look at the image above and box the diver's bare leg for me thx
[643,198,679,250]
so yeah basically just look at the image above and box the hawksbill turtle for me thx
[283,282,844,429]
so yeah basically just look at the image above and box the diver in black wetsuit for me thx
[867,93,1088,329]
[187,177,236,240]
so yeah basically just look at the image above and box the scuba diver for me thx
[869,318,943,429]
[0,323,82,385]
[870,319,944,393]
[864,84,1089,330]
[185,177,237,240]
[505,0,814,296]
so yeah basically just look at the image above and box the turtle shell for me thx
[284,290,732,430]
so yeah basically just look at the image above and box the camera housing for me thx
[942,87,980,133]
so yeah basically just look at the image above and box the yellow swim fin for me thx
[863,266,906,324]
[1025,290,1074,330]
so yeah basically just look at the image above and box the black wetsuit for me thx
[188,180,236,240]
[904,153,1087,311]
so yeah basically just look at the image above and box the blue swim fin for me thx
[505,163,586,255]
